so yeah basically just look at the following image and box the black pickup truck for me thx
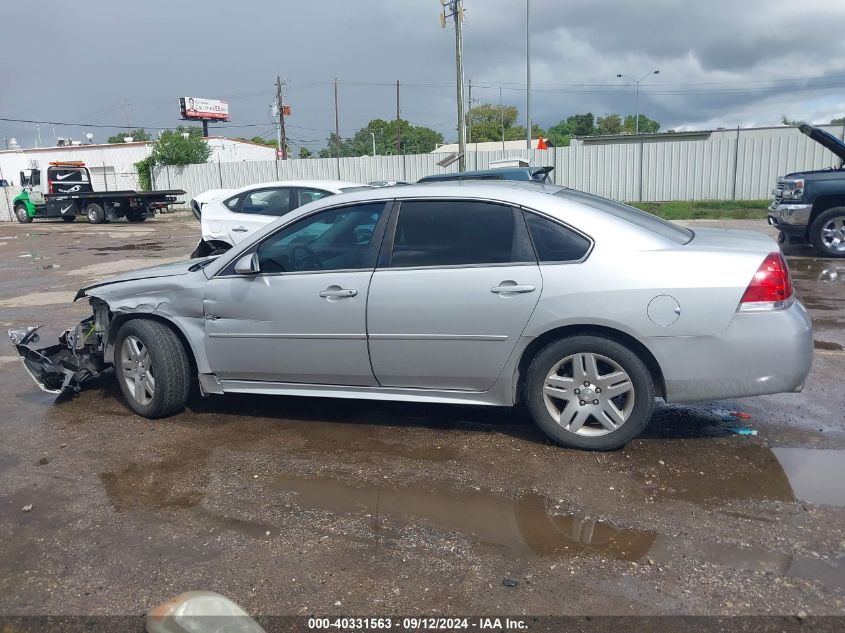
[14,161,184,224]
[768,124,845,257]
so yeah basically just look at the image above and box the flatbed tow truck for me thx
[13,161,185,224]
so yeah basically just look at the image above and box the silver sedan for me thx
[9,182,813,450]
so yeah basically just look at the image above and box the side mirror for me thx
[234,253,260,275]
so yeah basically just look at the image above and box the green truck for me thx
[13,161,184,224]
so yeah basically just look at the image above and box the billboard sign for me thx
[179,97,229,121]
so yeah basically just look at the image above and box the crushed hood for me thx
[75,259,205,300]
[799,124,845,162]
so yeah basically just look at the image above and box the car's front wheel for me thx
[114,319,191,418]
[525,335,654,450]
[809,207,845,258]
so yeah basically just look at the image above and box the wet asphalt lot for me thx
[0,217,843,617]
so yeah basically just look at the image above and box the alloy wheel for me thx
[542,352,635,437]
[120,335,155,406]
[821,216,845,253]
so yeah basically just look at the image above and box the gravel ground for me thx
[0,217,842,619]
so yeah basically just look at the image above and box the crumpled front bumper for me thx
[9,325,106,394]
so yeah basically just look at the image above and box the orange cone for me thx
[536,137,548,150]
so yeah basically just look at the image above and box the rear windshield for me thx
[554,190,693,244]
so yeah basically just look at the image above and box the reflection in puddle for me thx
[772,448,845,508]
[273,474,655,561]
[98,444,845,591]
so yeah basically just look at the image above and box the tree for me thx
[623,114,660,134]
[781,115,806,127]
[107,129,150,143]
[237,136,276,147]
[134,126,210,190]
[151,127,211,166]
[830,117,845,126]
[466,104,519,143]
[299,147,313,159]
[596,114,623,135]
[319,119,444,157]
[546,114,597,146]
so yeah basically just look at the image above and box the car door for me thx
[203,201,389,385]
[367,199,542,391]
[220,187,296,245]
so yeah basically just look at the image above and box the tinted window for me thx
[524,212,590,262]
[225,195,240,210]
[241,188,292,216]
[297,188,333,206]
[390,200,532,267]
[257,203,385,273]
[554,189,693,244]
[49,168,88,183]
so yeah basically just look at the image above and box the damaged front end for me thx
[9,301,110,395]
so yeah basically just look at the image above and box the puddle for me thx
[772,448,845,508]
[87,242,166,253]
[814,340,843,351]
[100,455,210,511]
[272,473,656,561]
[789,259,845,283]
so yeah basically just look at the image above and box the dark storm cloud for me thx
[2,0,844,150]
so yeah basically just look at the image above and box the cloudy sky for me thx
[2,0,845,152]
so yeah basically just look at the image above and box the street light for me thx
[616,70,660,134]
[370,132,376,156]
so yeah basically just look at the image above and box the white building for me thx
[0,137,276,190]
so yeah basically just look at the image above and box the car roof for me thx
[418,166,552,182]
[227,180,368,196]
[201,181,675,278]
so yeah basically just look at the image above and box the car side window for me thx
[523,211,591,262]
[240,188,293,216]
[225,195,241,210]
[257,202,386,274]
[297,188,333,207]
[389,200,533,268]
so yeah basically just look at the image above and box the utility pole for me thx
[396,80,402,155]
[122,98,132,130]
[499,85,505,149]
[525,0,532,149]
[276,76,287,159]
[467,78,472,144]
[333,77,341,178]
[441,0,467,171]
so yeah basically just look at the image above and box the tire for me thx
[86,202,106,224]
[126,212,147,223]
[62,216,76,223]
[809,207,845,258]
[525,335,655,450]
[14,204,32,224]
[114,319,191,418]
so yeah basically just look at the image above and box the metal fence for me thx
[152,131,840,207]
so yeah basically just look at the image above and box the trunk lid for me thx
[687,227,778,253]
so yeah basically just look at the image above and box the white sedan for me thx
[190,180,369,257]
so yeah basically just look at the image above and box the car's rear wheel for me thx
[126,211,147,223]
[115,319,191,418]
[62,215,76,223]
[525,335,654,450]
[15,204,32,224]
[810,207,845,258]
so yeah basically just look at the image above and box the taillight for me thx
[738,252,794,311]
[48,180,53,194]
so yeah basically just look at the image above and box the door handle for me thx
[231,226,249,232]
[491,283,536,294]
[319,288,358,298]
